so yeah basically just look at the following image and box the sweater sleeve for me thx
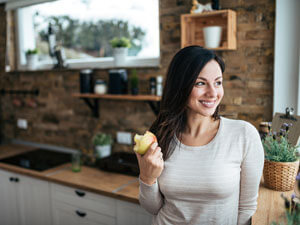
[139,177,164,215]
[237,123,264,225]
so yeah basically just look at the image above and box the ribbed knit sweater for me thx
[139,117,264,225]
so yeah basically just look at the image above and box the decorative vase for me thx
[26,54,38,70]
[203,26,222,48]
[113,47,128,67]
[263,159,299,191]
[95,145,111,159]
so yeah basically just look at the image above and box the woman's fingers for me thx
[135,152,141,161]
[144,142,158,156]
[153,147,162,158]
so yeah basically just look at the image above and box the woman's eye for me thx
[195,82,205,86]
[215,81,222,86]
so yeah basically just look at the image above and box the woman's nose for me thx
[206,84,217,97]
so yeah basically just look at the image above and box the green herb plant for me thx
[110,37,131,48]
[25,48,38,55]
[271,193,300,225]
[92,133,113,146]
[130,69,139,89]
[263,123,299,162]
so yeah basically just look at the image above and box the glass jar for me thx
[94,79,107,94]
[72,152,81,172]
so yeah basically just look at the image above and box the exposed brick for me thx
[0,0,275,150]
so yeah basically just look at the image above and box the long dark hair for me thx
[150,46,225,160]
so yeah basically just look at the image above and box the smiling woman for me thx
[135,46,265,225]
[5,0,160,70]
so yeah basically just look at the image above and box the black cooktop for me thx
[0,149,72,171]
[96,152,139,176]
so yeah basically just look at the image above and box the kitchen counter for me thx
[252,180,294,224]
[0,144,140,204]
[0,144,295,224]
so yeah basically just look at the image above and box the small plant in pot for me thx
[263,123,300,191]
[25,48,38,70]
[93,133,113,159]
[110,37,131,66]
[130,69,139,95]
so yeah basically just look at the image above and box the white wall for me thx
[274,0,300,115]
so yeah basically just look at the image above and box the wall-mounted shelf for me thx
[181,9,237,50]
[72,93,161,117]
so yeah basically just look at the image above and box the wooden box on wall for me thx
[181,9,237,50]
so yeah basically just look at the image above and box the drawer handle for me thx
[9,177,19,182]
[75,190,85,197]
[75,210,86,217]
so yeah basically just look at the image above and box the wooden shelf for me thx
[72,93,161,101]
[72,93,161,117]
[181,9,237,50]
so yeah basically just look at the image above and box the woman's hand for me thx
[135,142,164,185]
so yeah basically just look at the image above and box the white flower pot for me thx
[113,47,128,66]
[95,145,111,158]
[26,54,38,70]
[203,26,222,48]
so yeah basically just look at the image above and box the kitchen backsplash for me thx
[0,0,275,152]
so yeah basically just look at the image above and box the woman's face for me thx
[187,60,224,117]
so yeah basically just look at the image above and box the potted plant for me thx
[25,48,38,70]
[130,69,139,95]
[263,123,300,191]
[110,37,131,66]
[271,192,300,224]
[92,133,113,159]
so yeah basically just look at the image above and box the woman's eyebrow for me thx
[197,76,222,80]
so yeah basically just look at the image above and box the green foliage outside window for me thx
[35,15,145,58]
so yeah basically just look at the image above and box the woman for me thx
[135,46,264,225]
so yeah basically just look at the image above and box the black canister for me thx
[108,69,128,94]
[80,69,94,93]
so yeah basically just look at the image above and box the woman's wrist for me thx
[139,175,157,185]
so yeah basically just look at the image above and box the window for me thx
[14,0,160,70]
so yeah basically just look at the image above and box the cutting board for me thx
[271,113,300,146]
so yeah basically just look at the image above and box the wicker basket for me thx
[263,159,299,191]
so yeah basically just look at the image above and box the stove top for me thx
[0,149,72,171]
[95,152,139,176]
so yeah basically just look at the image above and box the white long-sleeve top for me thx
[139,117,264,225]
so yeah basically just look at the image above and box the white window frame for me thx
[274,0,300,116]
[12,0,160,71]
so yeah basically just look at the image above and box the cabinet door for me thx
[16,174,52,225]
[0,169,21,225]
[116,200,152,225]
[52,201,116,225]
[52,201,80,225]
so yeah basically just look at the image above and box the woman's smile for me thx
[199,100,217,108]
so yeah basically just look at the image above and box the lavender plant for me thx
[271,193,300,225]
[263,123,299,162]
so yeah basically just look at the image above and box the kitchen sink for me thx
[95,152,139,176]
[0,148,72,171]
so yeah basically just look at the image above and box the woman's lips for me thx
[199,100,216,108]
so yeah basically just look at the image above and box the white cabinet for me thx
[116,200,152,225]
[0,169,52,225]
[51,182,153,225]
[17,174,52,225]
[0,168,152,225]
[51,183,116,225]
[0,170,21,225]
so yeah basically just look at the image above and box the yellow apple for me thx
[133,131,157,155]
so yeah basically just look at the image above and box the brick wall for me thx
[0,0,275,151]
